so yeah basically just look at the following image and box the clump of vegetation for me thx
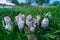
[0,6,60,40]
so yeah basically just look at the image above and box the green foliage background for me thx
[0,6,60,40]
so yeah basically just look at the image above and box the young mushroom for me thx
[41,17,49,28]
[2,16,13,31]
[15,13,25,30]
